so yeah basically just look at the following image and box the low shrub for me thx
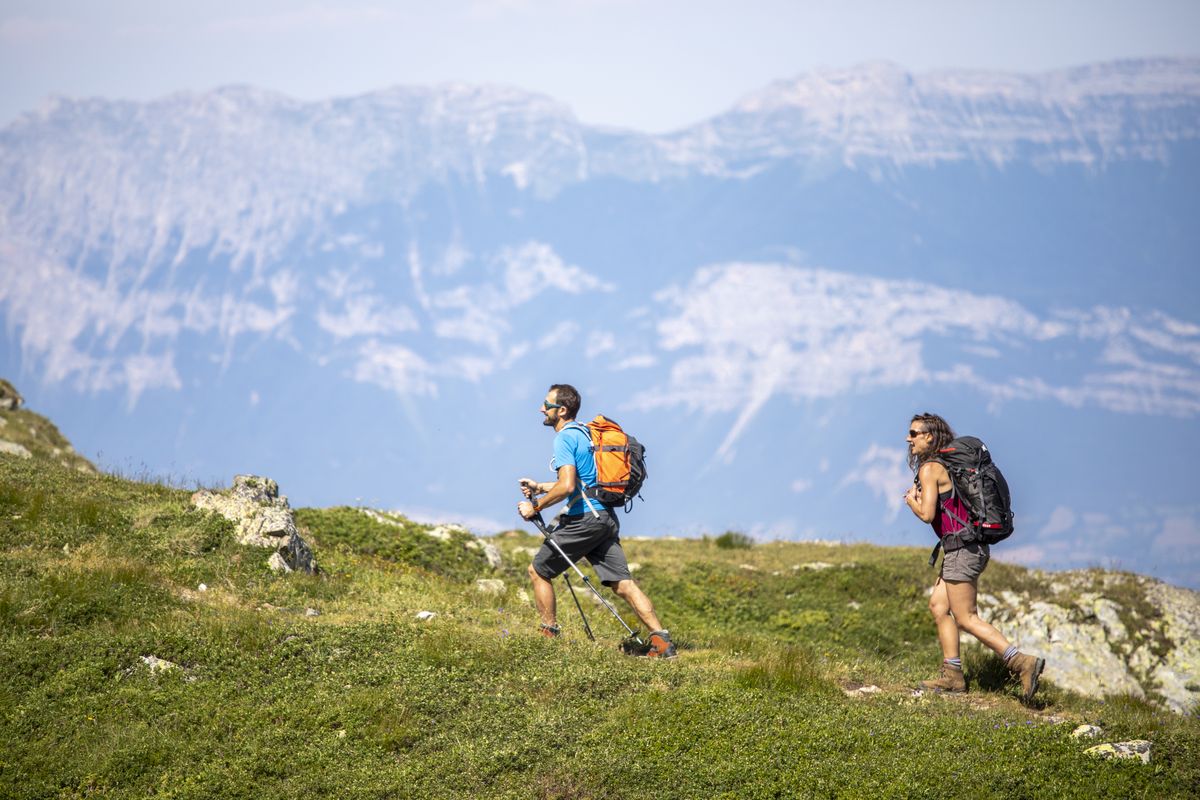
[713,531,755,549]
[294,506,489,581]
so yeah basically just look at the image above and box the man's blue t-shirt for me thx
[552,423,598,515]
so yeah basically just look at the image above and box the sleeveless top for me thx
[933,489,971,539]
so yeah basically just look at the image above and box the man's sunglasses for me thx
[908,429,928,437]
[543,401,563,410]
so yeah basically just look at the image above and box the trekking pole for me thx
[563,566,596,641]
[526,510,597,641]
[524,501,642,644]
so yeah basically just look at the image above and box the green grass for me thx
[1,454,1197,798]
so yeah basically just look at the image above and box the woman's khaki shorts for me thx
[941,541,990,583]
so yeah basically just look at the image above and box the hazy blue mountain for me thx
[3,59,1199,587]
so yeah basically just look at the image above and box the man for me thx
[517,383,676,658]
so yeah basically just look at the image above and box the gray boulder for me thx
[0,440,32,458]
[465,538,503,569]
[0,379,23,410]
[1084,740,1152,764]
[192,474,316,574]
[986,596,1145,699]
[139,655,180,674]
[475,579,506,595]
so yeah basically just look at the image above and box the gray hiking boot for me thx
[920,663,966,693]
[1007,653,1045,703]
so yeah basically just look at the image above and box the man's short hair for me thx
[549,383,581,419]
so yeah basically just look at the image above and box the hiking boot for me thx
[646,630,677,659]
[1007,653,1045,703]
[920,663,966,693]
[539,623,561,638]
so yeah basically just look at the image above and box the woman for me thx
[903,412,1045,702]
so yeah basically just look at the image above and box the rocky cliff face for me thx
[983,569,1199,713]
[684,59,1200,171]
[3,60,1197,275]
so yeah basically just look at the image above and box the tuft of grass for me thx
[735,644,838,696]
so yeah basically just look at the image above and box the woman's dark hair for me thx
[907,412,956,471]
[549,383,581,419]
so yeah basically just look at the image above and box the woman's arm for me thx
[905,462,945,524]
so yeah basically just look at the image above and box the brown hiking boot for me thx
[539,623,561,638]
[646,630,677,659]
[920,663,966,693]
[1007,653,1045,703]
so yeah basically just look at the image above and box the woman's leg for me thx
[944,579,1010,655]
[929,578,960,660]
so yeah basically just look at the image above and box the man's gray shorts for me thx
[532,508,631,586]
[941,541,990,583]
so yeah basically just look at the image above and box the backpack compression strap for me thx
[565,421,601,518]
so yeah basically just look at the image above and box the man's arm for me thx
[518,466,578,519]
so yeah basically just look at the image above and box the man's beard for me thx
[542,415,555,427]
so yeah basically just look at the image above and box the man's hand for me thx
[518,500,537,520]
[518,478,540,499]
[904,484,919,506]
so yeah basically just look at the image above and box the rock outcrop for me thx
[191,475,316,574]
[0,379,23,410]
[981,570,1200,713]
[0,441,32,458]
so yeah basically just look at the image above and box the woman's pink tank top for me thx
[933,490,970,538]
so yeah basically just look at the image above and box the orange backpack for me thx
[570,416,648,511]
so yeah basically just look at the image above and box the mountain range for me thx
[2,58,1198,587]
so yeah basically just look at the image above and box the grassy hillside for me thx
[0,398,96,474]
[1,453,1197,799]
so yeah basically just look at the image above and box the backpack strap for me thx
[940,498,972,531]
[930,456,976,532]
[564,421,601,519]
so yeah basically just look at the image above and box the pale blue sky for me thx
[2,0,1198,131]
